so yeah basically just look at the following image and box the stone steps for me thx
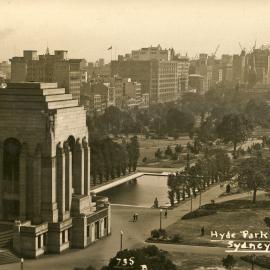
[0,93,73,102]
[0,230,13,248]
[0,87,66,96]
[47,99,79,109]
[7,82,58,89]
[0,98,79,110]
[0,249,20,265]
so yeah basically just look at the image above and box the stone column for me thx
[41,155,58,223]
[82,138,90,196]
[73,139,84,195]
[19,143,27,220]
[0,141,3,219]
[56,143,65,221]
[107,204,111,234]
[64,142,72,212]
[33,144,42,224]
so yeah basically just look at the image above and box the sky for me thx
[1,0,270,63]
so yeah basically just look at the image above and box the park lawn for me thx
[137,136,192,163]
[166,194,270,247]
[169,252,267,270]
[138,158,186,168]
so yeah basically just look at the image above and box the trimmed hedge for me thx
[181,208,216,220]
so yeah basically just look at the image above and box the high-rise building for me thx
[130,45,173,61]
[112,46,182,104]
[111,59,179,104]
[232,54,246,84]
[174,55,190,94]
[190,54,213,93]
[0,61,11,79]
[10,50,83,101]
[220,54,233,82]
[111,59,158,103]
[249,48,270,84]
[157,61,178,103]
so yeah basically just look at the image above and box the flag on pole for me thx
[107,46,112,50]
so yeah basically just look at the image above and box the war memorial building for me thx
[0,82,111,258]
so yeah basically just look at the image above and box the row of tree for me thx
[168,146,270,205]
[167,149,231,206]
[90,136,139,185]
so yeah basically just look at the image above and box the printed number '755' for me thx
[116,257,135,266]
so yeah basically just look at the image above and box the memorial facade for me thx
[0,82,111,258]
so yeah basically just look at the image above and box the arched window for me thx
[67,136,75,191]
[2,138,21,220]
[3,138,22,183]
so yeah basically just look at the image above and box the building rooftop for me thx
[0,82,80,111]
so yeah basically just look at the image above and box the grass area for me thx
[165,194,270,247]
[137,136,192,163]
[202,194,270,211]
[139,158,187,168]
[169,252,267,270]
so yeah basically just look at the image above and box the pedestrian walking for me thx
[133,213,136,222]
[201,226,205,236]
[164,209,168,218]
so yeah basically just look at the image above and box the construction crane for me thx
[253,40,257,51]
[212,44,220,57]
[238,42,246,56]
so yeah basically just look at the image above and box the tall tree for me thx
[213,149,231,182]
[222,255,236,270]
[237,154,270,203]
[216,113,253,158]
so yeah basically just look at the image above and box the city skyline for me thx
[1,0,270,62]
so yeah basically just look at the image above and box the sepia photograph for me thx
[2,0,270,269]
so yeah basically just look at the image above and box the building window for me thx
[38,235,42,249]
[104,217,108,230]
[68,229,71,242]
[62,231,66,244]
[44,233,47,247]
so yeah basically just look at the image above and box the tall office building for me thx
[175,55,190,94]
[111,59,181,104]
[130,45,173,61]
[111,59,158,103]
[10,50,82,101]
[157,61,178,103]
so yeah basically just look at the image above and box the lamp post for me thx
[252,253,256,270]
[159,209,163,230]
[120,230,123,251]
[190,192,193,212]
[20,258,24,270]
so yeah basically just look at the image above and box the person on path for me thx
[133,213,136,222]
[201,226,205,236]
[164,209,168,218]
